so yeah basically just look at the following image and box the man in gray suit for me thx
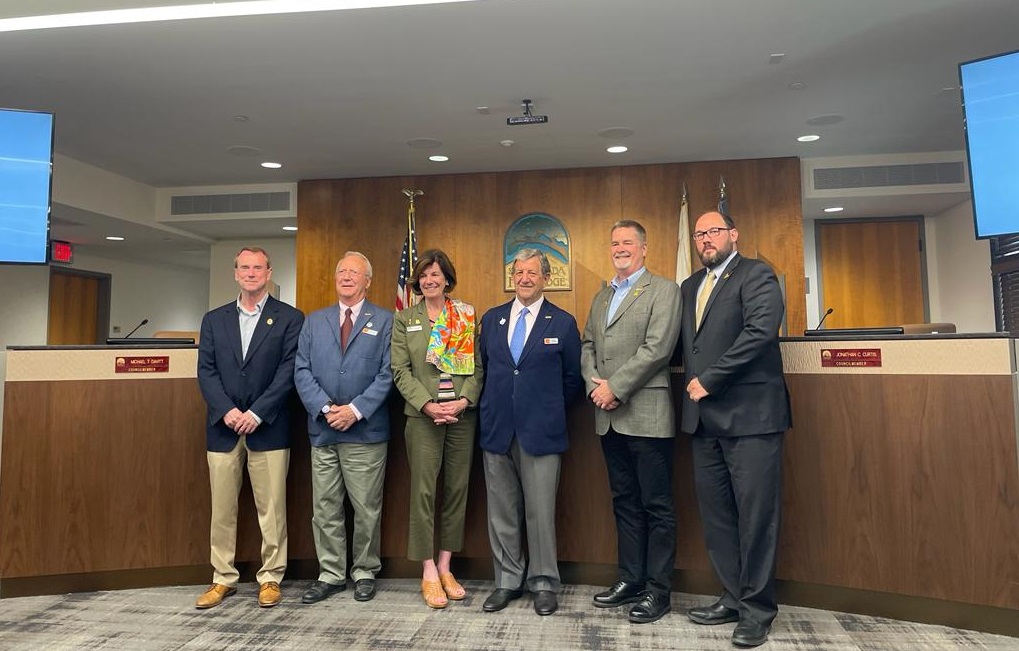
[294,251,394,605]
[581,220,682,624]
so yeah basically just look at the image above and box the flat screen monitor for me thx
[0,108,54,264]
[803,326,905,338]
[959,49,1019,239]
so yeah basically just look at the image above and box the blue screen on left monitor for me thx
[0,109,53,264]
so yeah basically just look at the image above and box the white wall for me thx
[69,251,210,337]
[209,239,296,310]
[925,200,996,333]
[802,218,820,329]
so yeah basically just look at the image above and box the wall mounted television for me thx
[0,108,54,264]
[959,49,1019,239]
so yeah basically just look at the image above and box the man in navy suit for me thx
[477,249,583,616]
[294,251,393,605]
[677,211,791,648]
[196,246,304,610]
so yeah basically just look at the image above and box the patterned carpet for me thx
[1,580,1017,650]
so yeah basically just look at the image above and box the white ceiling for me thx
[3,0,1015,260]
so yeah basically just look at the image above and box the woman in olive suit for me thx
[391,249,482,609]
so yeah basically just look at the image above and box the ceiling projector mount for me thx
[507,99,549,126]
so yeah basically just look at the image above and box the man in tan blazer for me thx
[581,220,682,625]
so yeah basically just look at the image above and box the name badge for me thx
[407,324,423,332]
[544,337,559,345]
[362,328,378,336]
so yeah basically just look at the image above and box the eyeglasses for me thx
[692,227,733,241]
[335,268,365,277]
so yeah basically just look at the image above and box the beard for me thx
[698,239,734,268]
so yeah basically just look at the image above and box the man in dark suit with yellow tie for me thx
[677,211,791,648]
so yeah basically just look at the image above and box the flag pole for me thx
[397,189,423,310]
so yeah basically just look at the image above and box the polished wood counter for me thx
[2,338,1017,634]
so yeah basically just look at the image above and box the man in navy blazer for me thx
[477,249,583,616]
[294,251,393,605]
[677,211,791,648]
[196,246,304,610]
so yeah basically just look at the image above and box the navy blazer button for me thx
[513,369,519,375]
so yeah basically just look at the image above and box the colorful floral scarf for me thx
[425,298,475,375]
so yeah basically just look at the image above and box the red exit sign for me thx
[51,240,73,264]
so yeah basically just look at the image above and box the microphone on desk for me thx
[124,319,149,338]
[814,308,834,331]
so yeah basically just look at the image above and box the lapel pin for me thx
[266,318,274,325]
[545,315,552,319]
[499,318,506,325]
[366,322,373,328]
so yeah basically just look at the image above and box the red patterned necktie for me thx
[340,307,353,351]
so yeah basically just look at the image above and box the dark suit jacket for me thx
[294,301,394,447]
[197,295,304,452]
[477,298,583,456]
[677,253,791,437]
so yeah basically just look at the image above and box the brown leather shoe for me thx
[258,581,282,608]
[196,584,236,609]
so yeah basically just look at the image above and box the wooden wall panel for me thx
[48,271,99,345]
[781,374,1019,609]
[297,157,805,334]
[0,380,210,576]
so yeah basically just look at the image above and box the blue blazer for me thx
[197,296,304,452]
[478,298,583,456]
[294,301,394,447]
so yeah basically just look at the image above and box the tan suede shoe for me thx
[196,584,236,609]
[258,581,282,608]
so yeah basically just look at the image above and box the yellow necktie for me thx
[695,271,715,328]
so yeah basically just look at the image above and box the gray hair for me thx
[336,251,373,278]
[611,220,647,245]
[512,248,551,276]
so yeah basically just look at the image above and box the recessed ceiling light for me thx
[768,53,786,64]
[807,114,844,126]
[233,115,250,123]
[282,226,298,231]
[788,82,806,91]
[429,155,449,162]
[797,134,821,142]
[823,206,844,213]
[261,161,282,169]
[106,236,125,241]
[606,146,628,154]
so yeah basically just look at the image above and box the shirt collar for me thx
[611,265,646,290]
[511,295,544,320]
[236,292,269,316]
[339,298,366,321]
[706,250,738,279]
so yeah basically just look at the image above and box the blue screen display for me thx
[960,50,1019,239]
[0,109,53,264]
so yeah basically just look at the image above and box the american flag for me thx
[396,204,418,311]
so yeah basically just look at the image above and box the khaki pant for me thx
[207,439,290,586]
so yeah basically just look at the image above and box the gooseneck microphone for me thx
[814,308,834,331]
[124,318,149,338]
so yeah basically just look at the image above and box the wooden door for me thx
[48,269,101,345]
[817,219,926,329]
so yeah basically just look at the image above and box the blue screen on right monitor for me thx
[0,109,54,263]
[960,50,1019,239]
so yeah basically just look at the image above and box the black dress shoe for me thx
[353,578,377,602]
[592,581,646,608]
[483,587,524,612]
[732,620,770,647]
[628,591,672,624]
[301,580,345,604]
[687,601,740,625]
[533,590,557,616]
